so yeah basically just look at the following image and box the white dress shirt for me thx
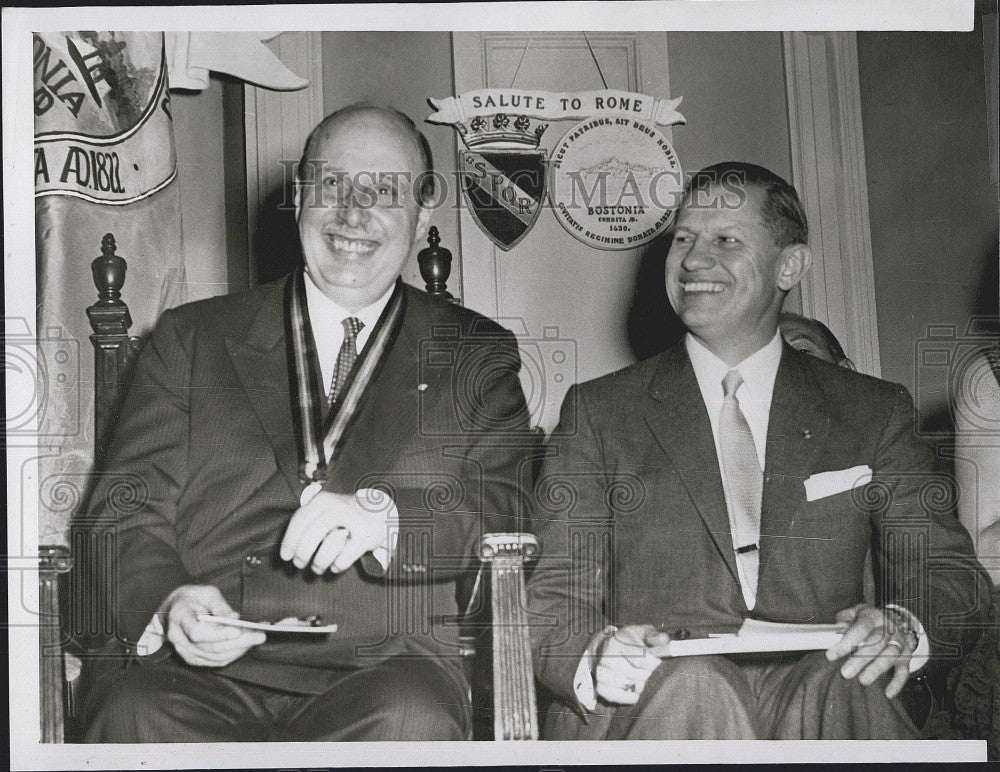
[303,272,394,389]
[686,331,782,610]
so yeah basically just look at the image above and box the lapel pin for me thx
[800,428,811,440]
[417,383,428,392]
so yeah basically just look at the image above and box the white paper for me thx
[664,618,846,657]
[196,612,339,634]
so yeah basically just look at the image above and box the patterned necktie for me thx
[719,369,763,604]
[328,317,364,407]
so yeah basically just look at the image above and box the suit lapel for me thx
[759,345,828,580]
[644,345,741,587]
[225,278,301,495]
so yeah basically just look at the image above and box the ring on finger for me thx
[319,526,351,546]
[883,639,903,653]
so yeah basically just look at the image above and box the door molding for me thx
[784,31,881,376]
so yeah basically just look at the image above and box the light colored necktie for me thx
[719,369,762,604]
[328,316,364,407]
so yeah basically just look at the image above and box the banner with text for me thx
[428,89,685,127]
[33,31,186,544]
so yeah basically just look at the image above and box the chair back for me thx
[39,233,141,742]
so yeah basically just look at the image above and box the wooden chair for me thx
[38,233,542,742]
[422,227,543,738]
[38,545,72,743]
[39,233,142,742]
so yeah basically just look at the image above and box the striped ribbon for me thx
[285,269,405,485]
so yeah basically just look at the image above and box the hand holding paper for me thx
[593,624,671,705]
[161,585,266,667]
[825,604,917,699]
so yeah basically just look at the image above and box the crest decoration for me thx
[427,89,685,251]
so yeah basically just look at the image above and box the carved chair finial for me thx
[87,232,132,337]
[92,232,127,306]
[417,226,455,300]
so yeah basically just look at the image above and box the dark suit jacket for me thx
[87,277,533,693]
[527,340,990,709]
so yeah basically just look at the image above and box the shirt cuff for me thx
[355,488,398,571]
[885,603,929,674]
[573,625,617,712]
[136,612,166,657]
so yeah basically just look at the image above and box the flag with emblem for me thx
[33,31,186,545]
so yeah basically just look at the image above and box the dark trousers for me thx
[544,652,920,740]
[82,654,471,742]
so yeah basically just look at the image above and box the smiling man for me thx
[82,104,532,742]
[527,162,988,739]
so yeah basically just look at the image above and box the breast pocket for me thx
[787,487,872,575]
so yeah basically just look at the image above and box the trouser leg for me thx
[277,655,471,741]
[84,654,470,743]
[605,655,761,739]
[541,655,761,740]
[543,652,920,740]
[82,658,273,743]
[747,651,921,740]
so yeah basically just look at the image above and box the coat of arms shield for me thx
[458,148,547,251]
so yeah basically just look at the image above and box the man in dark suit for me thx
[527,162,989,739]
[82,105,532,742]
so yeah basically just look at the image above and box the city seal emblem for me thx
[549,116,684,250]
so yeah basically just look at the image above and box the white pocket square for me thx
[804,465,872,502]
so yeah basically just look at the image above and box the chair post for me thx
[39,545,72,743]
[478,533,541,740]
[417,226,458,302]
[87,233,133,459]
[39,234,137,741]
[73,233,134,649]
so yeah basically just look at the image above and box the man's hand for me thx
[163,585,266,667]
[593,624,672,705]
[825,603,917,699]
[279,490,392,574]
